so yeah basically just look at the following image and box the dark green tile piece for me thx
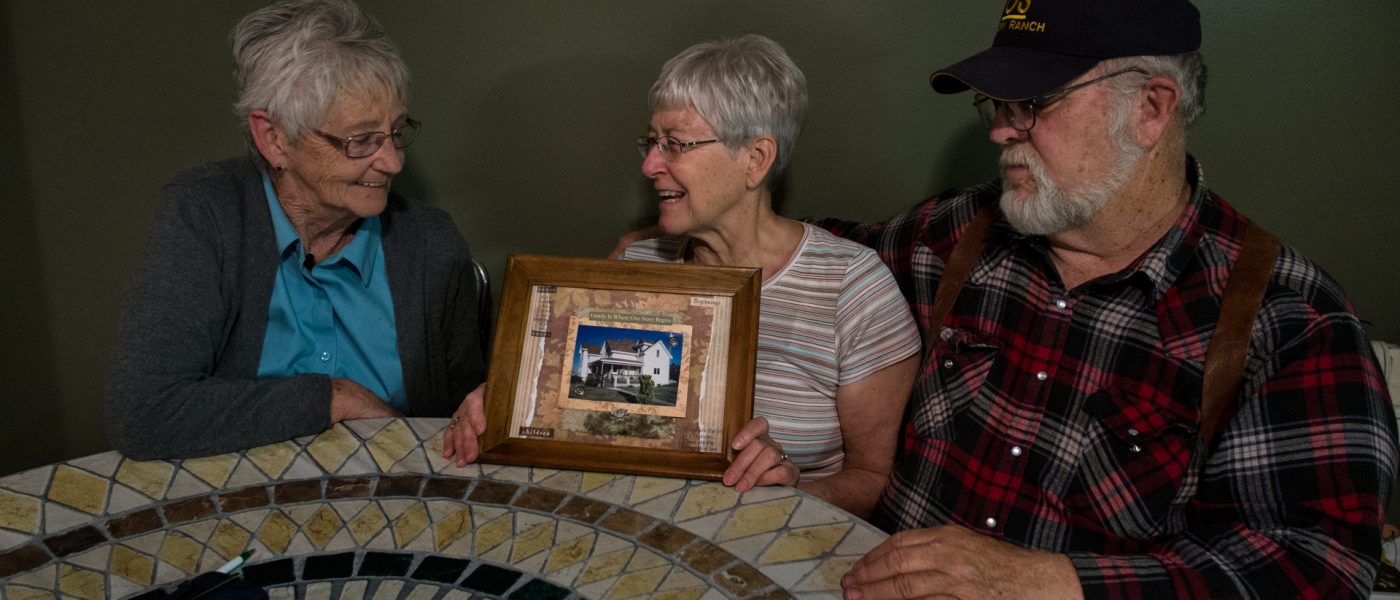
[422,476,472,499]
[0,544,50,578]
[598,508,654,535]
[467,480,518,504]
[509,578,570,600]
[241,558,295,586]
[411,555,472,583]
[42,525,106,557]
[106,508,163,538]
[638,522,696,554]
[162,497,216,523]
[556,496,609,523]
[325,475,375,498]
[375,474,425,496]
[273,480,322,503]
[513,487,566,512]
[713,563,775,596]
[358,551,414,576]
[219,486,271,512]
[303,552,355,579]
[462,564,522,594]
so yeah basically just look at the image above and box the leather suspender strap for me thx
[923,203,1279,449]
[1198,222,1281,447]
[925,202,998,355]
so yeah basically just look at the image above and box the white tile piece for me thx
[720,531,778,564]
[340,580,369,600]
[8,564,56,587]
[632,490,682,520]
[105,483,154,515]
[65,452,123,479]
[832,524,886,556]
[0,528,31,551]
[787,498,851,528]
[761,558,821,589]
[304,581,334,600]
[281,454,328,480]
[672,511,726,540]
[224,461,271,489]
[164,470,214,500]
[336,448,380,476]
[42,503,90,534]
[0,466,53,496]
[371,580,405,600]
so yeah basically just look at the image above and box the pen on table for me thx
[215,549,254,574]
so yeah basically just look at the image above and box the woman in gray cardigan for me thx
[106,0,485,460]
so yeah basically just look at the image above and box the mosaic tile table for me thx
[0,418,887,599]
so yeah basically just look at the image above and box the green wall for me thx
[2,1,1397,475]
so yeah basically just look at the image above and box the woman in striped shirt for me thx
[622,35,920,517]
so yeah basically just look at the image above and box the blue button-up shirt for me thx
[257,172,406,410]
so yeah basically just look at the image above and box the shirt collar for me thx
[972,156,1212,301]
[261,169,382,285]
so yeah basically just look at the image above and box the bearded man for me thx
[824,1,1398,598]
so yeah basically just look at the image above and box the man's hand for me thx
[442,383,487,467]
[722,417,798,492]
[842,525,1082,600]
[329,378,401,422]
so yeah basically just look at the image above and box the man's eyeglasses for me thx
[636,136,720,160]
[973,67,1148,132]
[313,118,421,159]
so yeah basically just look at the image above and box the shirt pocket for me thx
[1065,382,1202,539]
[909,328,998,440]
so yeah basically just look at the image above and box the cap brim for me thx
[929,45,1099,101]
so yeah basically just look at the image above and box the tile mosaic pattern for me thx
[0,419,885,598]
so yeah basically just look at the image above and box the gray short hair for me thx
[231,0,409,149]
[650,34,808,187]
[1098,51,1208,127]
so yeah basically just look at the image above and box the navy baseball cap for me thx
[930,0,1201,101]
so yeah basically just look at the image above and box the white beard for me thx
[998,119,1144,236]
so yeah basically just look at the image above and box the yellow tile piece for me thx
[606,565,669,600]
[0,489,40,534]
[629,477,684,505]
[307,425,361,472]
[246,441,299,479]
[159,531,204,574]
[510,521,555,564]
[113,459,174,501]
[57,565,104,600]
[718,496,799,541]
[3,586,54,600]
[256,511,297,554]
[110,545,154,586]
[578,547,632,586]
[433,507,472,551]
[392,502,429,547]
[794,555,860,592]
[581,472,619,493]
[347,503,389,546]
[544,532,595,573]
[208,520,251,560]
[474,514,513,555]
[304,504,343,550]
[367,420,417,471]
[48,465,110,515]
[181,454,238,488]
[674,484,738,522]
[758,522,852,564]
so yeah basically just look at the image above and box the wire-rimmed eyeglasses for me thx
[973,67,1148,132]
[313,118,421,159]
[636,135,721,160]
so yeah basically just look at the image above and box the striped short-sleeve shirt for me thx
[623,222,920,479]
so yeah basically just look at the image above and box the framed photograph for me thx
[478,254,761,480]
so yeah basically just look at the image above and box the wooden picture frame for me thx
[479,254,761,480]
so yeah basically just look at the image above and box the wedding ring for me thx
[777,450,790,467]
[449,416,461,429]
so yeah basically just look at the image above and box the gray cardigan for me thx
[107,157,485,459]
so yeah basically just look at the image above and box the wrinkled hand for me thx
[329,378,401,422]
[722,417,798,492]
[842,525,1081,600]
[442,383,487,467]
[608,225,664,259]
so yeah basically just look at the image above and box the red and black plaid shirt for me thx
[820,161,1397,598]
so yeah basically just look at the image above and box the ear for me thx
[743,135,778,190]
[1133,75,1181,148]
[247,109,290,169]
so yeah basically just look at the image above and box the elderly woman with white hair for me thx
[619,35,920,516]
[106,0,485,460]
